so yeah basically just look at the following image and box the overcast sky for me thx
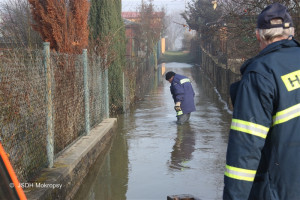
[122,0,191,13]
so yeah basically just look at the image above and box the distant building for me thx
[123,12,166,63]
[123,18,141,58]
[122,12,141,22]
[122,12,165,56]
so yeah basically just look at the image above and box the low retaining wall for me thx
[24,118,117,200]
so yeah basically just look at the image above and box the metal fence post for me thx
[83,49,90,134]
[122,71,126,113]
[44,42,54,168]
[99,62,103,120]
[98,57,103,121]
[105,68,109,118]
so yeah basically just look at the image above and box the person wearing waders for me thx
[165,71,195,124]
[223,3,300,200]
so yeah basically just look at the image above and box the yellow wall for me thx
[161,38,165,54]
[161,63,165,76]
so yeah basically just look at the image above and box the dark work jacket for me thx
[224,39,300,200]
[170,74,196,114]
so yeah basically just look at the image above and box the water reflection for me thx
[74,63,232,200]
[73,117,129,200]
[169,123,195,171]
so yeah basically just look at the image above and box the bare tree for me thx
[181,31,195,51]
[137,0,165,57]
[221,0,300,59]
[0,0,42,49]
[184,0,300,62]
[164,11,187,51]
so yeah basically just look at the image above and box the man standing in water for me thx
[224,3,300,199]
[165,71,196,124]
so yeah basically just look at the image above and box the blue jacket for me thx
[170,73,196,114]
[224,39,300,200]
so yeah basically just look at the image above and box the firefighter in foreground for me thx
[165,71,195,124]
[223,3,300,199]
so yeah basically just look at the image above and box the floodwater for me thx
[74,62,232,200]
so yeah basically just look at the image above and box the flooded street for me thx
[74,62,232,200]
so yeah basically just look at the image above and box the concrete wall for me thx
[25,118,117,200]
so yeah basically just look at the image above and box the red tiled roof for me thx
[122,12,140,19]
[122,12,164,19]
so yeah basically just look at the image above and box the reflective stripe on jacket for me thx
[224,39,300,200]
[170,74,196,114]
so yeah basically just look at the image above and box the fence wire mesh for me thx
[124,55,157,107]
[0,50,48,181]
[51,53,86,155]
[88,54,108,128]
[0,47,110,182]
[0,46,162,183]
[0,36,163,182]
[195,43,241,110]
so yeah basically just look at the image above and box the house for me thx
[123,18,142,58]
[122,12,165,56]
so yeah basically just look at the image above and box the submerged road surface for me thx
[74,63,232,200]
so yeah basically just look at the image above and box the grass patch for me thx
[158,51,194,64]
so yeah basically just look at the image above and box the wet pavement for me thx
[74,62,232,200]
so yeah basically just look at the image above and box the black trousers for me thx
[176,113,191,124]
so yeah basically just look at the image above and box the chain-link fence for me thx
[0,49,48,182]
[0,43,109,182]
[192,38,241,110]
[123,53,161,111]
[0,41,163,183]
